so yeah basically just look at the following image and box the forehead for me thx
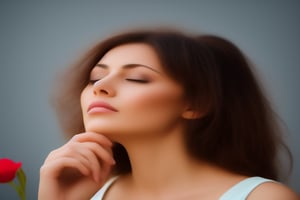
[98,43,162,69]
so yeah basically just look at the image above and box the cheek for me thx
[80,88,88,111]
[124,88,186,134]
[124,87,186,121]
[134,92,179,108]
[80,87,92,121]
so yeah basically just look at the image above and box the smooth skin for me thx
[39,43,299,200]
[38,132,115,200]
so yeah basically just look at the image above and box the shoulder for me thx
[248,181,299,200]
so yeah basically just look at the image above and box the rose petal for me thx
[0,158,22,183]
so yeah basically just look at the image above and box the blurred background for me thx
[0,0,299,199]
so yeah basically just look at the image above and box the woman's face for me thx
[81,43,190,141]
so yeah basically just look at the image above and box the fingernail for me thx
[71,135,78,141]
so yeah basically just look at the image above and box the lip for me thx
[87,101,118,114]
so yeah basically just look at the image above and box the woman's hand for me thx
[38,132,115,200]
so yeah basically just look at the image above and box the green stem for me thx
[8,181,18,191]
[9,180,26,200]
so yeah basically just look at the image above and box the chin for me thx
[84,124,118,136]
[85,126,110,134]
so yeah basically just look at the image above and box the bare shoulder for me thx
[248,181,300,200]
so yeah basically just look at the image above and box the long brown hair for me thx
[51,28,292,180]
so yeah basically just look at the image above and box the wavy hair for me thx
[51,28,292,180]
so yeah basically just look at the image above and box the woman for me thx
[39,29,299,199]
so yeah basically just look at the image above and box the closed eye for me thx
[126,79,149,83]
[89,79,100,84]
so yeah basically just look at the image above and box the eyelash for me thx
[88,79,149,84]
[126,79,149,83]
[88,80,99,84]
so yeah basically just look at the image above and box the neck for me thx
[116,126,213,193]
[111,126,246,200]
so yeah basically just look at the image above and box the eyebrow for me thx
[95,63,162,74]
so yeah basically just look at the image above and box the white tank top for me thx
[91,176,274,200]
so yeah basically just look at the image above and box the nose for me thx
[92,79,116,97]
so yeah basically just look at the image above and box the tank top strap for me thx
[220,177,274,200]
[92,176,274,200]
[90,176,119,200]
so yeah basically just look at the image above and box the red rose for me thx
[0,158,22,183]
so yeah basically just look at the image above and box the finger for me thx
[98,158,114,184]
[71,133,115,166]
[43,132,115,183]
[80,142,115,182]
[84,142,115,164]
[72,143,103,183]
[72,132,113,148]
[44,142,95,173]
[41,157,91,179]
[62,140,114,182]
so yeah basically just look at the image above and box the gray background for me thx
[0,0,299,199]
